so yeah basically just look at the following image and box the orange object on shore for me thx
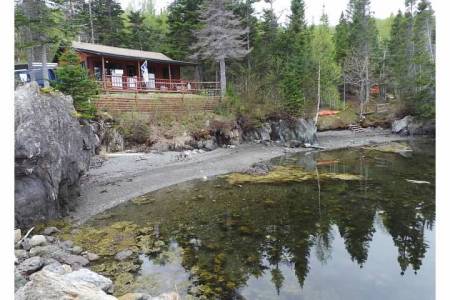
[317,159,339,166]
[318,110,339,116]
[370,85,380,95]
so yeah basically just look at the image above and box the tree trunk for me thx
[425,17,435,63]
[359,83,365,118]
[364,56,369,114]
[343,75,346,110]
[219,58,226,98]
[88,0,95,43]
[42,44,49,88]
[314,61,321,126]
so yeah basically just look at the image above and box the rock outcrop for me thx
[392,115,435,136]
[15,83,96,227]
[15,268,116,300]
[242,118,318,146]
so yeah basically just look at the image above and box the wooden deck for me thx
[99,75,220,97]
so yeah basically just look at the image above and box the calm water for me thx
[86,140,435,300]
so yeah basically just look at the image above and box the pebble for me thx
[30,235,47,247]
[85,252,100,261]
[71,246,83,255]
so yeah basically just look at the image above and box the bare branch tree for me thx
[344,49,372,118]
[190,0,251,97]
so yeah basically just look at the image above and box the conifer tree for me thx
[190,0,250,97]
[166,0,204,60]
[54,49,99,119]
[280,0,313,116]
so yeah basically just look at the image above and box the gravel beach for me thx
[71,129,410,224]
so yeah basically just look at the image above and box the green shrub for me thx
[116,113,151,145]
[53,48,99,119]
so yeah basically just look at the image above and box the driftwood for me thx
[303,144,326,150]
[405,179,431,185]
[16,226,35,246]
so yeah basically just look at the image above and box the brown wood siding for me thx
[95,94,220,115]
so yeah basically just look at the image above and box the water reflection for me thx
[87,142,435,299]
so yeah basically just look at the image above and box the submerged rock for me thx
[115,250,133,261]
[15,83,96,227]
[364,142,413,155]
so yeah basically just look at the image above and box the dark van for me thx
[15,63,57,87]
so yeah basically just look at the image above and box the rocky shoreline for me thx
[14,227,180,300]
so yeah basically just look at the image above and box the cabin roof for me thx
[71,41,195,66]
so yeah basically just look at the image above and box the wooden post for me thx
[101,56,105,91]
[168,64,172,90]
[137,60,140,92]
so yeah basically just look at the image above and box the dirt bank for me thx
[71,129,411,224]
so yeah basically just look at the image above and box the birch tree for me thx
[311,10,341,125]
[190,0,250,97]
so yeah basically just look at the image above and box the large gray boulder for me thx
[392,115,435,136]
[15,83,96,227]
[243,118,318,145]
[392,116,413,135]
[15,268,116,300]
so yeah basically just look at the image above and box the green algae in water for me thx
[61,141,435,299]
[224,165,362,185]
[363,141,413,154]
[59,221,140,256]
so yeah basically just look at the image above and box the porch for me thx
[67,42,220,96]
[99,75,220,96]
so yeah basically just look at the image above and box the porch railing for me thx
[98,75,220,96]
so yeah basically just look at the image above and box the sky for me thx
[119,0,435,26]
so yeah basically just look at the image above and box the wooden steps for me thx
[376,103,389,113]
[348,124,366,133]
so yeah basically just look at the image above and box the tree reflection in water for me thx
[88,144,435,299]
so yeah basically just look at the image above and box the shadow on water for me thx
[73,140,435,299]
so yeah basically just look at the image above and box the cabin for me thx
[64,41,219,95]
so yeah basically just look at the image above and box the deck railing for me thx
[99,75,221,96]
